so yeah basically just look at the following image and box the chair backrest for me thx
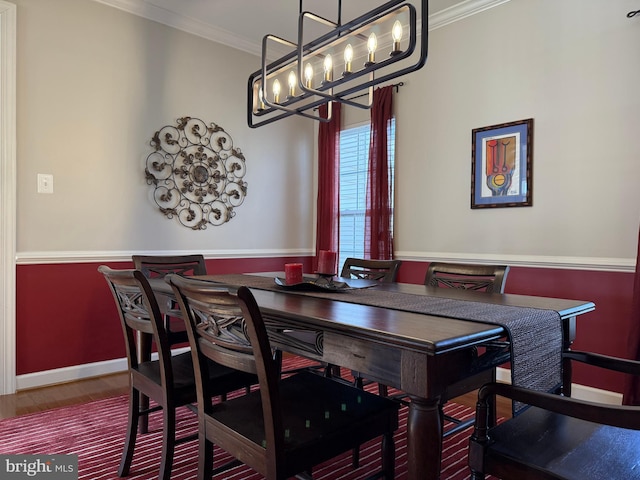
[98,266,173,380]
[132,254,207,278]
[167,275,285,463]
[424,262,509,293]
[340,258,402,283]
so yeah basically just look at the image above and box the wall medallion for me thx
[145,117,247,230]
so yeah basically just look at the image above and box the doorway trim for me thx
[0,0,17,395]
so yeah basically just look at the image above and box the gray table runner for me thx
[208,274,562,413]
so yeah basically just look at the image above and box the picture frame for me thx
[471,118,533,209]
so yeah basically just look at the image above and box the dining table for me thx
[150,272,595,480]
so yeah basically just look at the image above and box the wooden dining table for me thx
[151,273,595,480]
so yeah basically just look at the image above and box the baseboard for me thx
[16,358,128,391]
[496,367,623,405]
[15,347,190,391]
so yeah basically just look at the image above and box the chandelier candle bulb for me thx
[391,20,403,55]
[272,79,281,103]
[304,63,314,88]
[323,54,333,83]
[287,71,296,98]
[317,250,337,275]
[343,44,353,75]
[284,263,304,285]
[366,32,377,66]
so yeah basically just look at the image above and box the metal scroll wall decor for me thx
[145,117,247,230]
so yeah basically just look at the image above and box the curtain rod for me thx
[313,82,404,111]
[347,81,404,102]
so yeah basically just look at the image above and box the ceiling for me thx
[95,0,509,57]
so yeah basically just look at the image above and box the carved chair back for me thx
[425,262,509,293]
[340,258,402,283]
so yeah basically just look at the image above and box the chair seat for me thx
[210,371,399,473]
[136,352,256,401]
[487,406,640,480]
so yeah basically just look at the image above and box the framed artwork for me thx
[471,118,533,209]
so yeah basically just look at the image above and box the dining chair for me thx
[167,274,400,480]
[340,257,402,283]
[279,257,402,382]
[133,254,207,346]
[422,262,511,435]
[468,350,640,480]
[425,261,509,293]
[340,258,402,391]
[98,266,256,480]
[132,254,209,435]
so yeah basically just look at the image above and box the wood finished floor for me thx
[0,370,511,421]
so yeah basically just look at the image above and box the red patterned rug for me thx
[0,359,487,479]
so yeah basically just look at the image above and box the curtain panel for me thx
[364,85,394,260]
[315,102,341,271]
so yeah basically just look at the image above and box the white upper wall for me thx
[388,0,640,263]
[12,0,640,267]
[14,0,314,255]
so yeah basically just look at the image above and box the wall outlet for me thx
[37,174,54,194]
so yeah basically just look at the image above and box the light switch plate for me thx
[37,174,54,194]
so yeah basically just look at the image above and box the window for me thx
[338,120,395,269]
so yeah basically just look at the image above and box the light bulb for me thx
[391,20,403,54]
[323,54,333,83]
[272,79,281,103]
[257,87,265,111]
[344,44,353,74]
[287,71,296,97]
[366,33,377,66]
[304,63,313,88]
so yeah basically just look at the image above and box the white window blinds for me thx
[338,120,395,270]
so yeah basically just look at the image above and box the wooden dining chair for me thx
[339,258,402,389]
[279,257,402,382]
[340,257,402,283]
[98,266,256,480]
[425,261,509,293]
[423,262,511,435]
[167,274,400,480]
[469,350,640,480]
[133,254,207,346]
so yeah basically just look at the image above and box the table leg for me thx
[407,396,443,480]
[562,316,577,396]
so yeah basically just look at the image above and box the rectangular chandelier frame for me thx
[247,0,429,128]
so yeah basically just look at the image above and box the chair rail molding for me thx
[0,0,17,395]
[396,251,636,273]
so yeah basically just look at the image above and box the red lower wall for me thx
[16,258,635,394]
[397,262,636,394]
[15,256,312,376]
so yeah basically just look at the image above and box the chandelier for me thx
[247,0,429,128]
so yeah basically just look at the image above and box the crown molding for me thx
[92,0,511,58]
[92,0,264,56]
[429,0,511,30]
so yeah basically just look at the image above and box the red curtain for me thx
[623,226,640,405]
[315,102,341,269]
[364,85,394,260]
